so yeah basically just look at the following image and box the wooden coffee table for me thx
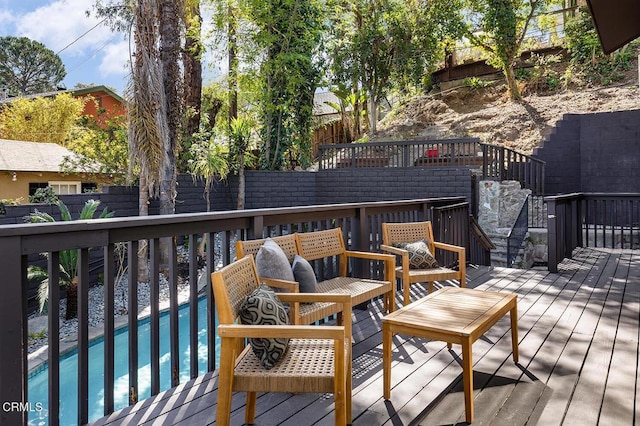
[382,287,519,423]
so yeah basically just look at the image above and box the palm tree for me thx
[229,116,254,210]
[128,0,183,275]
[27,199,114,319]
[189,136,230,212]
[188,133,229,256]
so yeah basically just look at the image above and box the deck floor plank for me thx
[487,250,607,426]
[561,249,623,426]
[89,248,640,426]
[533,249,615,425]
[598,252,639,426]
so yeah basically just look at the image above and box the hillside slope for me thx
[376,69,640,154]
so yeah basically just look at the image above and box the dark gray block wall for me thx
[316,167,472,203]
[580,109,640,192]
[535,109,640,194]
[0,168,473,223]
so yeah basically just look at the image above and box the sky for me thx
[0,0,223,97]
[0,0,132,95]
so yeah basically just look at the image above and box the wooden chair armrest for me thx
[345,250,395,263]
[218,324,346,340]
[277,293,352,306]
[380,244,408,257]
[260,277,299,292]
[277,293,352,330]
[433,242,465,253]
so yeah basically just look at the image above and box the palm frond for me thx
[57,201,72,221]
[126,0,169,198]
[26,210,55,223]
[78,199,100,220]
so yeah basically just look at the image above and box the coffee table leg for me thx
[383,323,391,400]
[462,338,474,424]
[510,303,519,363]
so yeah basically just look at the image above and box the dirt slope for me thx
[376,69,640,154]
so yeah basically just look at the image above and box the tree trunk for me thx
[228,3,238,125]
[65,277,78,320]
[368,90,377,134]
[504,63,521,101]
[237,157,245,210]
[138,176,149,283]
[159,0,182,269]
[184,1,203,137]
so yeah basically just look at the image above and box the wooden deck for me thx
[93,247,640,425]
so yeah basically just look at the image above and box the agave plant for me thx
[26,199,114,319]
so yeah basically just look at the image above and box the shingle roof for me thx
[313,91,342,116]
[0,85,124,105]
[0,139,82,172]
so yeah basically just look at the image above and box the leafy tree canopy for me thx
[244,0,325,170]
[63,113,129,184]
[0,36,66,96]
[0,93,85,144]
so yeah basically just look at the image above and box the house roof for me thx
[0,139,83,172]
[587,0,640,54]
[313,91,342,116]
[0,85,124,105]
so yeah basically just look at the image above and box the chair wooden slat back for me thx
[295,228,346,261]
[381,221,436,255]
[381,220,465,305]
[235,234,298,263]
[212,255,260,325]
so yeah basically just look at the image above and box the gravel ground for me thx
[26,239,228,355]
[27,270,205,354]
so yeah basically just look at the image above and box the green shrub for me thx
[29,186,58,204]
[0,198,23,215]
[546,76,560,91]
[464,76,491,89]
[515,68,531,81]
[565,8,636,86]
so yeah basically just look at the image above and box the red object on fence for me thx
[426,148,438,158]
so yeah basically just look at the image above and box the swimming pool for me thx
[28,297,214,426]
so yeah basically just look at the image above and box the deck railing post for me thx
[249,215,264,239]
[547,198,559,273]
[318,146,325,170]
[499,147,506,181]
[206,232,216,371]
[0,236,27,426]
[570,197,580,257]
[48,252,61,423]
[403,143,409,167]
[351,207,367,278]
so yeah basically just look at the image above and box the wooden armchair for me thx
[381,221,466,306]
[295,227,396,313]
[211,255,353,426]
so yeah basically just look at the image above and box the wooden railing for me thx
[432,201,494,267]
[480,143,546,195]
[0,197,480,426]
[546,193,640,272]
[317,138,482,170]
[317,140,546,198]
[469,216,496,266]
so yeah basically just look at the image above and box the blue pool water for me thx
[28,297,215,425]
